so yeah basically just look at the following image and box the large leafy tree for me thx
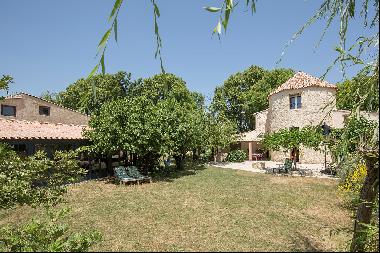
[211,66,294,132]
[86,73,211,170]
[56,71,133,115]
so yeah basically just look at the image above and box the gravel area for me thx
[210,160,339,179]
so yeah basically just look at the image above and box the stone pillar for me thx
[248,142,253,161]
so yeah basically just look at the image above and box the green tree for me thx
[204,114,236,162]
[0,75,13,93]
[86,73,208,171]
[40,90,58,103]
[56,71,133,115]
[211,66,294,132]
[261,126,324,168]
[336,74,379,111]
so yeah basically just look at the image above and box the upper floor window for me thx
[1,104,16,116]
[290,95,302,109]
[39,106,50,116]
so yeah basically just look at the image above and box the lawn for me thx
[0,165,353,252]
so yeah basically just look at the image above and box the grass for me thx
[0,165,353,252]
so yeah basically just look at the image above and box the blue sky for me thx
[0,0,368,103]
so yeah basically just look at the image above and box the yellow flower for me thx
[339,164,367,194]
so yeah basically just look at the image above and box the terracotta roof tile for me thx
[0,118,88,140]
[269,72,336,96]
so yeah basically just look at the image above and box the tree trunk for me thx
[350,152,379,252]
[192,148,197,161]
[174,154,184,170]
[210,147,215,162]
[106,154,112,176]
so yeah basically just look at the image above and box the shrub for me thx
[226,149,247,162]
[0,208,101,252]
[338,163,367,195]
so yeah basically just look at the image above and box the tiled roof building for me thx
[0,93,89,156]
[236,72,378,163]
[269,72,336,96]
[0,118,87,140]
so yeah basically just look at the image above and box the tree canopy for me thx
[56,71,134,115]
[211,66,294,132]
[336,74,379,112]
[86,73,235,170]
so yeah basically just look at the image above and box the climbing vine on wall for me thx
[261,126,324,152]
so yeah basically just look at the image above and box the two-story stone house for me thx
[238,72,379,164]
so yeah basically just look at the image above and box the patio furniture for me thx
[113,166,138,185]
[126,166,152,183]
[278,158,293,173]
[265,159,294,175]
[298,168,313,177]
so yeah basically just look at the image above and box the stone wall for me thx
[267,86,337,132]
[269,146,333,164]
[267,86,336,163]
[254,109,268,133]
[0,94,89,125]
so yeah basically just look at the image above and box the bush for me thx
[0,208,101,252]
[226,149,247,162]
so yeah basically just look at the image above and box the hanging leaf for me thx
[222,9,231,31]
[153,1,160,17]
[100,54,105,75]
[213,20,222,34]
[114,17,118,42]
[88,64,99,78]
[108,0,123,22]
[226,0,234,10]
[98,28,112,49]
[204,7,221,12]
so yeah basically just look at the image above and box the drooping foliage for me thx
[261,126,324,153]
[211,66,294,132]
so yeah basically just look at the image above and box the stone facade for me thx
[241,72,379,164]
[0,93,89,125]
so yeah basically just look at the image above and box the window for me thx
[12,144,27,152]
[11,144,27,157]
[290,95,302,109]
[39,106,50,116]
[1,104,16,116]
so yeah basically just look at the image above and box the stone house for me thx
[0,92,89,125]
[237,72,379,163]
[0,92,90,157]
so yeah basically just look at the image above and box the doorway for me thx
[291,147,300,162]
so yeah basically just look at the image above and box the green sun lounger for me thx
[126,166,152,183]
[113,166,138,185]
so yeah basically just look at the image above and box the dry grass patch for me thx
[0,166,352,251]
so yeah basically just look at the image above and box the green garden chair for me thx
[278,158,294,173]
[126,166,152,183]
[113,166,138,185]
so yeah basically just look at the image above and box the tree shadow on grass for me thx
[95,160,208,185]
[151,162,207,183]
[291,232,325,252]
